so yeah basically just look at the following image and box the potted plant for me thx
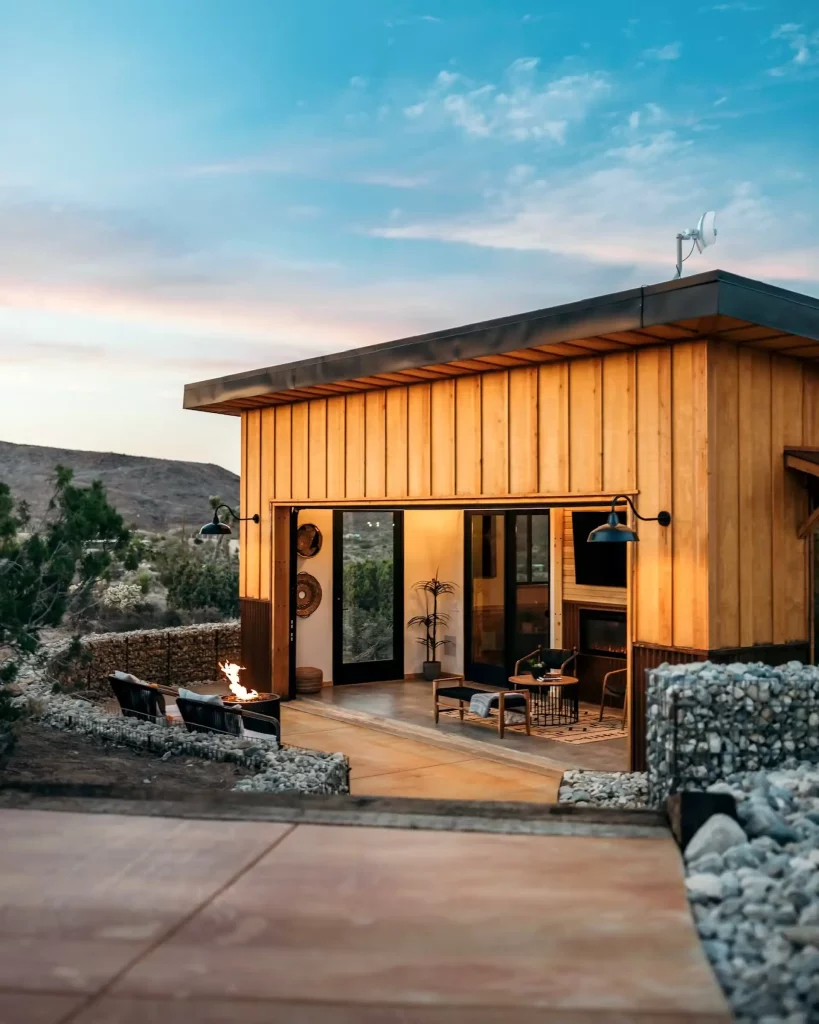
[526,649,547,681]
[407,574,457,681]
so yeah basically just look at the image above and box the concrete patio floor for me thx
[281,705,563,803]
[308,679,629,772]
[0,806,732,1023]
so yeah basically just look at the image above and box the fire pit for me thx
[219,662,281,737]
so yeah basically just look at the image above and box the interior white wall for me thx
[295,509,333,684]
[403,509,464,677]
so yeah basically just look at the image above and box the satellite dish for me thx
[674,209,719,278]
[694,210,717,253]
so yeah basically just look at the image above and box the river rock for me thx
[685,814,748,863]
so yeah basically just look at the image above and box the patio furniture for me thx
[176,689,282,742]
[109,672,167,723]
[513,647,578,678]
[599,667,628,729]
[176,691,244,737]
[433,675,531,738]
[509,647,580,727]
[508,673,579,727]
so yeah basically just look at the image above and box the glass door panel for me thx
[466,510,551,686]
[513,513,550,666]
[333,510,404,684]
[467,513,507,686]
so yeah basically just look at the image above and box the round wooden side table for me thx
[508,674,579,727]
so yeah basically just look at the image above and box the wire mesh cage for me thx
[646,663,819,806]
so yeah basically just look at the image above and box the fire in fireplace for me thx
[578,609,627,659]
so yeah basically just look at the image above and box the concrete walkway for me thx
[0,806,731,1023]
[282,705,562,802]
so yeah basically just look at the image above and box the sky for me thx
[1,1,818,474]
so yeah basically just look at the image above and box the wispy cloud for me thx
[768,23,819,76]
[350,170,432,189]
[182,139,428,190]
[369,131,819,285]
[642,42,682,61]
[404,59,609,143]
[384,15,441,27]
[702,3,762,11]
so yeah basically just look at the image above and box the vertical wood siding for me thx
[708,343,810,648]
[238,343,816,655]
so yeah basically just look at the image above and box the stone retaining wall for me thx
[49,622,241,694]
[646,660,819,805]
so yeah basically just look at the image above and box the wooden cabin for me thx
[184,270,819,770]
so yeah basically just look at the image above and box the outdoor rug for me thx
[462,705,627,744]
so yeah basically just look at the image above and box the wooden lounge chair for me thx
[433,675,531,738]
[109,672,167,723]
[599,667,628,729]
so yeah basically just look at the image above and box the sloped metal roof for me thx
[184,270,819,416]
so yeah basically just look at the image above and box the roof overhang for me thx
[184,270,819,416]
[785,448,819,480]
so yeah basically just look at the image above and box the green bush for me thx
[165,556,239,618]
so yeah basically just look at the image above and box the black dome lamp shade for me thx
[200,504,260,537]
[587,495,671,544]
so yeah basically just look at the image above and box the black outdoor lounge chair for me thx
[175,694,282,743]
[109,672,167,723]
[513,647,578,677]
[175,695,244,737]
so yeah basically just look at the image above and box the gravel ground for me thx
[559,763,819,1023]
[559,769,649,808]
[14,669,350,797]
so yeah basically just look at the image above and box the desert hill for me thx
[0,440,239,533]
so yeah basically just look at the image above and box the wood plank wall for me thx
[239,342,817,653]
[708,345,818,648]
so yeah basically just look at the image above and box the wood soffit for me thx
[184,270,819,416]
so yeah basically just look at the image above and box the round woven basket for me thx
[296,572,322,617]
[295,666,323,695]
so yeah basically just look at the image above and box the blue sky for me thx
[1,0,818,473]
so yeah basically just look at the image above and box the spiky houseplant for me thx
[407,574,457,681]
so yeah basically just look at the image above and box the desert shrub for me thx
[100,581,143,611]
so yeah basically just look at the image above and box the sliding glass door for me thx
[465,511,550,687]
[332,510,404,684]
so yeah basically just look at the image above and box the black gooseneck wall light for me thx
[587,494,671,543]
[200,504,260,537]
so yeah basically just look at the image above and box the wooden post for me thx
[550,510,564,647]
[626,508,635,771]
[270,504,292,698]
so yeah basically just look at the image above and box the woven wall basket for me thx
[296,523,322,558]
[296,572,322,617]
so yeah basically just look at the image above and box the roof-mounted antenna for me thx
[674,211,717,279]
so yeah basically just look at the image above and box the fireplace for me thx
[579,609,627,660]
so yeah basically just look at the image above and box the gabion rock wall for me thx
[49,622,241,694]
[646,660,819,806]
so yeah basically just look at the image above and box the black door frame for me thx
[463,509,551,687]
[331,509,405,684]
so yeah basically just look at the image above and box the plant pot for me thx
[422,661,442,682]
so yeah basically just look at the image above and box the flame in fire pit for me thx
[219,661,258,701]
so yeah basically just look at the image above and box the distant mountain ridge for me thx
[0,440,239,533]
